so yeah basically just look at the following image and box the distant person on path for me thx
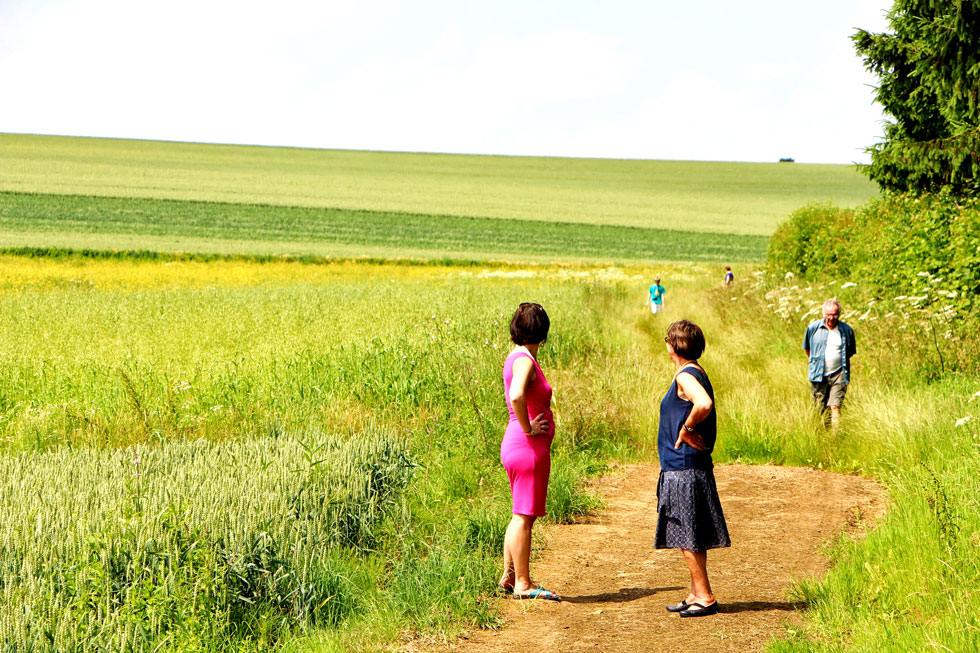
[724,266,734,286]
[803,298,856,428]
[656,320,730,618]
[499,303,560,601]
[648,277,666,314]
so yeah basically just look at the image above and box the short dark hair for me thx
[510,303,550,345]
[666,320,705,360]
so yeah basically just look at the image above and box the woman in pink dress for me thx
[498,303,560,601]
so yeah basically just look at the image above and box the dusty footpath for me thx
[444,463,885,653]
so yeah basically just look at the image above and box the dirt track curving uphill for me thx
[446,463,885,653]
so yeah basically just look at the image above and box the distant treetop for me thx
[853,0,980,197]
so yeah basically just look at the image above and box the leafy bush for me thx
[766,203,856,279]
[769,193,980,319]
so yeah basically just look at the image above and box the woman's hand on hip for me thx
[527,412,549,437]
[675,427,707,451]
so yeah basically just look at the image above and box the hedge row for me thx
[768,192,980,317]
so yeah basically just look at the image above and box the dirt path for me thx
[448,463,885,653]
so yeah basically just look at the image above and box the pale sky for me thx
[0,0,892,164]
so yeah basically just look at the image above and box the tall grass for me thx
[0,433,413,650]
[0,256,661,650]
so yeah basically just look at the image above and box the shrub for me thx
[767,203,856,280]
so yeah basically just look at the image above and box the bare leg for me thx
[500,530,515,588]
[681,549,715,605]
[504,514,537,593]
[830,405,841,430]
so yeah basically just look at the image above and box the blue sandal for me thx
[514,586,561,601]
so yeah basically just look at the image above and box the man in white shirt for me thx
[802,299,857,428]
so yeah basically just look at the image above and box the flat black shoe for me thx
[665,600,690,612]
[679,601,720,617]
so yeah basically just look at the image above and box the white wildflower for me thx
[784,272,795,280]
[916,272,930,277]
[894,295,908,301]
[955,416,971,427]
[841,282,858,289]
[970,391,980,401]
[929,277,943,284]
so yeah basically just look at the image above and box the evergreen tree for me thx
[853,1,980,196]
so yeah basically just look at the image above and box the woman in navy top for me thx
[655,320,730,618]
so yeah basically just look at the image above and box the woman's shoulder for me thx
[506,349,537,372]
[676,363,706,378]
[506,348,534,362]
[676,365,711,389]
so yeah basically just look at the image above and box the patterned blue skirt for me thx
[655,468,731,552]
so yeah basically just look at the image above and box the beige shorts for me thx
[811,368,847,409]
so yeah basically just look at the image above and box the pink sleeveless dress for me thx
[501,350,555,516]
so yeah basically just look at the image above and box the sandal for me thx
[496,583,514,596]
[513,586,561,601]
[665,600,690,612]
[679,601,719,617]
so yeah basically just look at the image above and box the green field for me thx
[0,134,877,262]
[0,191,768,263]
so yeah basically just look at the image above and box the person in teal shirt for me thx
[649,277,666,314]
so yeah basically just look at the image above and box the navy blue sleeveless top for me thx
[657,365,716,471]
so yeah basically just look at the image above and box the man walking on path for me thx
[803,298,856,428]
[648,277,666,315]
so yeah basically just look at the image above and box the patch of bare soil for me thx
[446,463,885,653]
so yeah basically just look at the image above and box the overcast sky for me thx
[0,0,893,163]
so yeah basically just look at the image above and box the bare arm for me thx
[508,356,549,437]
[674,371,712,451]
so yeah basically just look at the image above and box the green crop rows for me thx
[0,191,769,263]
